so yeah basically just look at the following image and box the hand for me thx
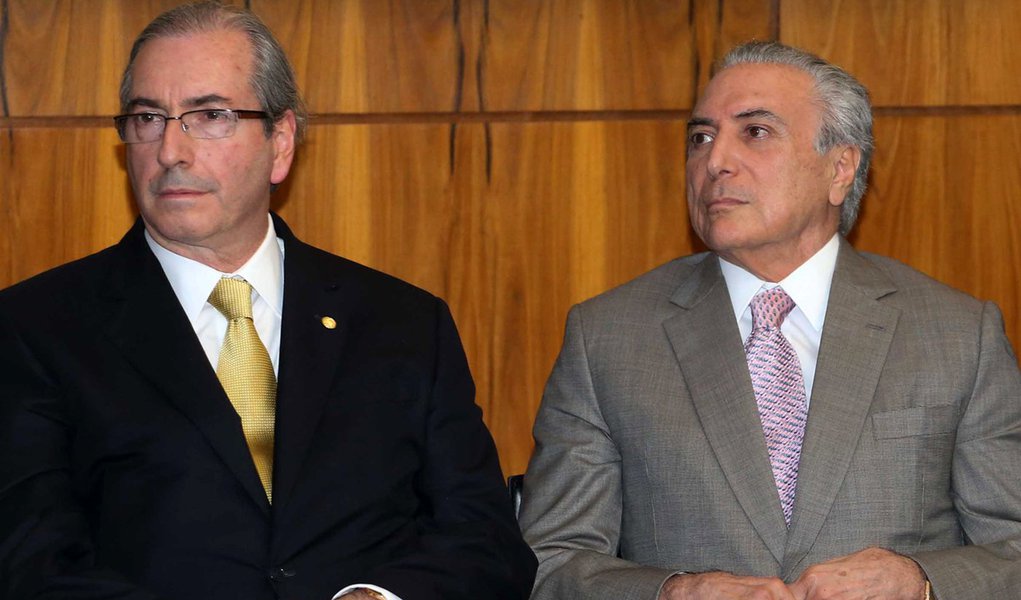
[659,571,798,600]
[788,547,926,600]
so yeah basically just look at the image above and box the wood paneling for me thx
[781,0,1021,107]
[2,0,1020,477]
[3,0,775,117]
[4,1,214,116]
[691,0,775,97]
[855,115,1021,330]
[481,1,693,111]
[254,0,462,115]
[478,120,688,472]
[275,120,687,473]
[0,129,135,284]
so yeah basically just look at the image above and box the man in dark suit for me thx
[520,42,1021,599]
[0,2,535,599]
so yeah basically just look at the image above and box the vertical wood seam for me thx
[770,0,781,40]
[688,0,700,109]
[1,0,12,149]
[479,0,491,183]
[449,0,464,176]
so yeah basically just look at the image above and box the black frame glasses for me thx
[113,108,269,143]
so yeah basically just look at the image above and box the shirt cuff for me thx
[333,583,403,600]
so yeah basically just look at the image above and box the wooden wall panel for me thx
[855,115,1021,340]
[2,0,1020,478]
[781,0,1021,107]
[691,0,775,96]
[254,0,462,115]
[275,120,687,474]
[482,0,773,112]
[4,0,226,116]
[0,129,135,284]
[482,1,693,111]
[479,120,688,471]
[258,0,776,115]
[1,0,777,117]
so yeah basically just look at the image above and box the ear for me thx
[828,145,861,207]
[270,110,297,185]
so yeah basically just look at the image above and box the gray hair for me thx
[719,41,873,235]
[119,0,308,143]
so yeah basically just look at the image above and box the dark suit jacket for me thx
[0,215,536,600]
[520,240,1021,599]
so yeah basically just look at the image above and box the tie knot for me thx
[750,287,795,331]
[208,277,254,321]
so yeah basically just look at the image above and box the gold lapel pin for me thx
[320,316,337,330]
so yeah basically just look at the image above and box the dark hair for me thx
[720,41,874,235]
[119,0,307,143]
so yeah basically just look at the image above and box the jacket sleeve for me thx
[911,302,1021,598]
[519,306,677,600]
[360,298,538,600]
[0,309,164,600]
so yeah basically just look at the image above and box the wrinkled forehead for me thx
[126,30,257,112]
[693,63,821,124]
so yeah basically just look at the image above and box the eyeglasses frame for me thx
[113,108,270,143]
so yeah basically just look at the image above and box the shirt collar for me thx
[719,234,840,333]
[145,214,284,321]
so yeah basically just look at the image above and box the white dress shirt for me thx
[146,215,403,600]
[145,216,284,374]
[719,234,840,404]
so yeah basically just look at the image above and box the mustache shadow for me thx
[150,170,215,195]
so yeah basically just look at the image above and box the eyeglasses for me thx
[113,108,269,144]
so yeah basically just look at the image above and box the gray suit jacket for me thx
[520,240,1021,599]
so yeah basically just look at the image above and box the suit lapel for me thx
[101,222,270,513]
[269,220,347,513]
[663,255,789,564]
[781,241,900,576]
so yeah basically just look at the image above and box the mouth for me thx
[705,197,747,213]
[154,188,209,200]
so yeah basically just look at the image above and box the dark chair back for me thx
[507,474,524,519]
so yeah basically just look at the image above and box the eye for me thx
[746,125,769,139]
[199,110,230,122]
[132,113,163,125]
[689,131,714,146]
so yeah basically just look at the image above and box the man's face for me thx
[125,29,295,267]
[685,63,856,280]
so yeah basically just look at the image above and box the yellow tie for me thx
[208,277,276,502]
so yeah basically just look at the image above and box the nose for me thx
[156,118,194,169]
[706,133,736,181]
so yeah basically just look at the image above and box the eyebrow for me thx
[686,108,787,132]
[686,117,716,131]
[735,108,786,126]
[126,94,232,113]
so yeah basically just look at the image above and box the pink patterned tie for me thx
[745,287,807,526]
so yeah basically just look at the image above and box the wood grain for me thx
[275,119,688,474]
[2,0,1020,478]
[690,0,775,98]
[781,0,1021,107]
[4,0,218,116]
[0,128,135,284]
[481,0,694,111]
[253,0,461,114]
[855,115,1021,336]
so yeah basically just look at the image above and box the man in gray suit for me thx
[519,41,1021,600]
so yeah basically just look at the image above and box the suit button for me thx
[268,566,296,581]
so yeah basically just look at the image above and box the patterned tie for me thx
[208,277,276,502]
[745,287,807,526]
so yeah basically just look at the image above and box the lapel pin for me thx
[320,316,337,330]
